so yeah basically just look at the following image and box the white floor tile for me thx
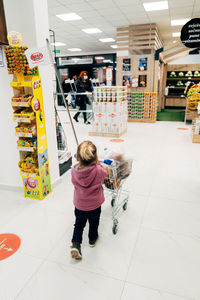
[142,196,200,237]
[127,228,200,299]
[121,282,191,300]
[1,119,200,300]
[15,260,124,300]
[47,194,147,280]
[1,204,70,259]
[0,252,43,300]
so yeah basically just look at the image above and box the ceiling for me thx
[47,0,200,56]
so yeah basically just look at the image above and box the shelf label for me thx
[17,147,35,152]
[17,133,32,138]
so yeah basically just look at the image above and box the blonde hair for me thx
[77,141,97,166]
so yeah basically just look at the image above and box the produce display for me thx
[4,46,38,75]
[194,71,200,77]
[128,92,158,122]
[169,71,177,78]
[187,84,200,97]
[177,81,184,86]
[178,72,184,77]
[186,71,193,77]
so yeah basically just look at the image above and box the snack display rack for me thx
[128,92,158,123]
[5,46,52,200]
[89,87,128,138]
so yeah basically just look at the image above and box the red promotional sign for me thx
[30,52,43,62]
[0,234,21,261]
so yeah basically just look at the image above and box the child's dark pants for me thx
[72,206,101,244]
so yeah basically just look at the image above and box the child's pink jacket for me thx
[71,163,107,211]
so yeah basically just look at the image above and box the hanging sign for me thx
[181,18,200,48]
[0,46,4,67]
[7,31,22,47]
[0,233,21,261]
[25,47,50,68]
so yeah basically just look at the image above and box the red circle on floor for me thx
[110,139,124,142]
[177,128,188,130]
[0,234,21,261]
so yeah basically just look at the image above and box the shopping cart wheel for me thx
[111,198,115,207]
[123,202,128,211]
[112,224,118,234]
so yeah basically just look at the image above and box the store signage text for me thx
[181,18,200,48]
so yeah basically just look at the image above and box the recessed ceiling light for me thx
[51,42,66,46]
[68,48,82,52]
[172,32,181,37]
[56,13,82,21]
[143,1,168,12]
[82,28,102,34]
[99,38,115,43]
[171,19,189,26]
[111,45,117,49]
[95,56,104,59]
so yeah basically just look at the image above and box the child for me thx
[70,140,107,260]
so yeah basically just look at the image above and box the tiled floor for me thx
[1,115,200,300]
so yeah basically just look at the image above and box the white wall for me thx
[0,50,21,188]
[0,0,59,189]
[169,54,200,64]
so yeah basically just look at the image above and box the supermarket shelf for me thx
[14,117,35,123]
[16,133,34,138]
[17,146,36,152]
[167,77,200,80]
[11,81,32,88]
[168,87,186,89]
[11,102,31,107]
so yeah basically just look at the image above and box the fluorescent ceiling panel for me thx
[82,28,102,34]
[68,48,82,51]
[99,38,115,42]
[56,13,82,21]
[111,45,117,48]
[51,42,66,46]
[172,32,181,37]
[143,1,168,12]
[171,19,189,26]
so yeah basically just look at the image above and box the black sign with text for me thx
[181,18,200,48]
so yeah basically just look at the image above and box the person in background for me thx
[70,141,107,259]
[73,71,93,124]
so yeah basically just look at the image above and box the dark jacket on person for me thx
[76,78,93,106]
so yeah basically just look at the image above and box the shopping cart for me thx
[102,158,133,234]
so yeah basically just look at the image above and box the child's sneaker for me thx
[70,243,82,259]
[89,236,99,247]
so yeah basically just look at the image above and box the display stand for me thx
[128,92,158,123]
[11,72,52,200]
[89,87,128,138]
[191,118,200,143]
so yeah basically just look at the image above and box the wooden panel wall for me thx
[117,54,156,93]
[117,23,163,52]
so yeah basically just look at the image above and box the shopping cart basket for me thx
[102,158,133,234]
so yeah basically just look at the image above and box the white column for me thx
[0,0,59,190]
